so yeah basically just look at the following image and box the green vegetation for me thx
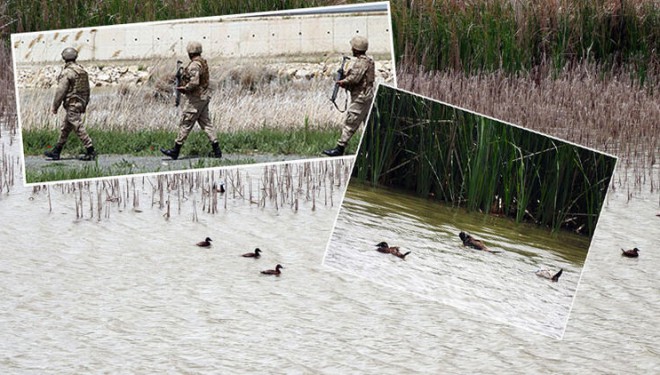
[391,0,659,86]
[22,127,353,157]
[24,157,258,184]
[355,86,617,237]
[7,0,335,33]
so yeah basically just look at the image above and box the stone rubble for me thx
[16,60,394,89]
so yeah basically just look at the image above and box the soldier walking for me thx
[161,41,221,160]
[45,47,96,161]
[323,35,375,157]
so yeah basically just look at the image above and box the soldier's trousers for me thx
[57,103,93,149]
[175,95,217,144]
[338,95,373,147]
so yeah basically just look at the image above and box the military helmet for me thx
[61,47,78,61]
[350,35,369,52]
[186,41,203,54]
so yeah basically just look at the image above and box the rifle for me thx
[330,56,350,112]
[174,60,183,107]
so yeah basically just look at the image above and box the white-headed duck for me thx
[242,248,262,258]
[621,248,640,258]
[375,242,412,260]
[213,182,226,194]
[196,237,212,247]
[261,264,283,276]
[535,268,563,282]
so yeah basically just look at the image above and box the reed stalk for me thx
[355,85,617,237]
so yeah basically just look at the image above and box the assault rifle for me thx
[330,55,350,112]
[174,60,183,107]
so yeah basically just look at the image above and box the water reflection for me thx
[324,182,591,338]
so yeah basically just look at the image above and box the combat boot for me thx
[160,142,182,160]
[322,144,345,157]
[44,144,63,160]
[79,146,97,161]
[211,141,222,158]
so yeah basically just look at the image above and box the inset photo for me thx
[323,85,617,338]
[12,2,394,185]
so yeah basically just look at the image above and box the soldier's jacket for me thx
[52,62,90,112]
[181,56,210,99]
[342,54,375,101]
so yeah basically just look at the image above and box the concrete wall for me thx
[11,12,392,64]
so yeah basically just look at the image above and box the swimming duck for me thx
[242,248,262,258]
[375,241,393,254]
[621,248,640,258]
[535,268,563,282]
[375,242,412,260]
[459,232,489,251]
[261,264,283,276]
[213,182,226,194]
[196,237,212,247]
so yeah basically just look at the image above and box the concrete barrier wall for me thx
[11,12,392,64]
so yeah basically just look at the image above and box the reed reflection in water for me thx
[324,182,591,338]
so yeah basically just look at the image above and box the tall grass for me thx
[18,62,342,133]
[355,86,617,237]
[7,0,346,33]
[391,0,659,86]
[398,64,659,196]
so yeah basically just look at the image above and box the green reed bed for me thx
[6,0,340,33]
[397,64,659,196]
[391,0,659,86]
[355,86,617,237]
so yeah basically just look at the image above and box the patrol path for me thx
[24,153,316,183]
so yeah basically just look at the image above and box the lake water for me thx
[324,183,590,338]
[1,125,659,372]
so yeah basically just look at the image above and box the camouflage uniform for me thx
[175,55,216,144]
[337,54,375,147]
[161,41,221,160]
[323,36,375,157]
[45,48,95,160]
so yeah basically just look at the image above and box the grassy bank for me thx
[22,127,352,156]
[356,85,617,237]
[24,156,262,184]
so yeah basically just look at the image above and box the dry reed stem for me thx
[17,61,352,132]
[29,159,351,221]
[398,64,659,195]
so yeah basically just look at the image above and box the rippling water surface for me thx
[1,126,659,372]
[324,184,589,338]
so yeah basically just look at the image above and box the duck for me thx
[391,248,412,260]
[242,248,262,258]
[458,232,490,251]
[213,182,226,194]
[535,268,563,282]
[621,248,640,258]
[375,241,393,254]
[196,237,212,247]
[375,242,412,260]
[261,264,283,276]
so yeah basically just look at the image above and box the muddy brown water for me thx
[1,128,659,372]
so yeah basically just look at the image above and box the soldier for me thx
[323,35,375,157]
[45,47,96,161]
[161,41,221,160]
